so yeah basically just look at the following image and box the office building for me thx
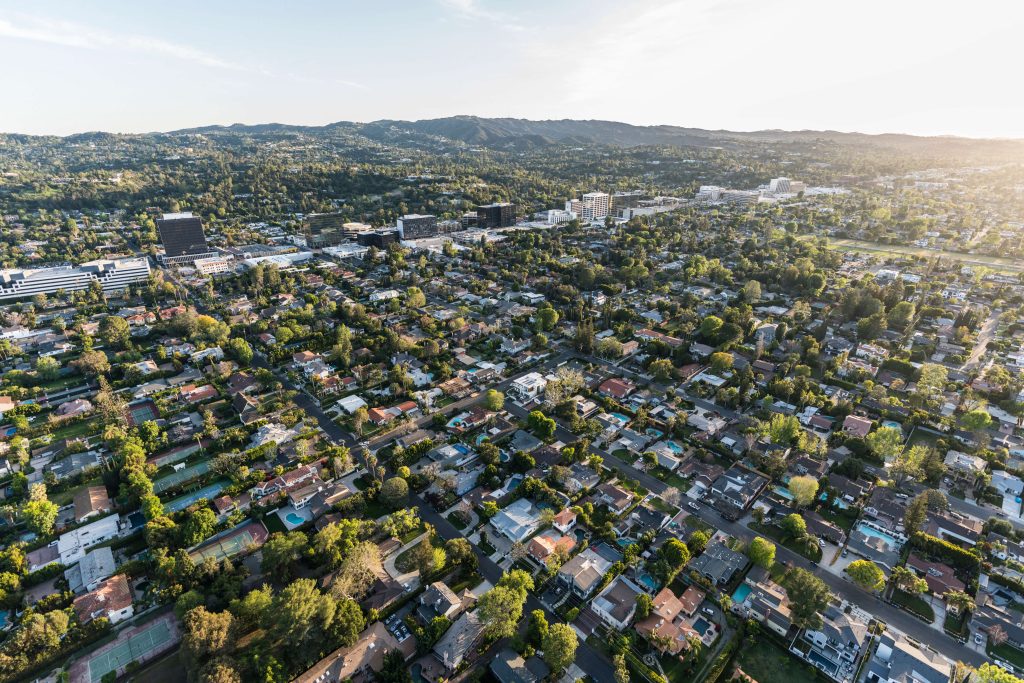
[476,202,516,229]
[193,256,232,275]
[357,229,400,249]
[304,213,348,247]
[397,214,438,240]
[460,212,479,229]
[0,258,151,302]
[611,190,645,213]
[536,209,576,225]
[156,212,215,264]
[580,192,610,222]
[768,178,792,194]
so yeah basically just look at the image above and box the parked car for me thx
[688,502,700,511]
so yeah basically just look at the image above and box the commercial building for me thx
[357,229,400,249]
[476,202,516,228]
[611,190,645,213]
[397,214,438,239]
[303,213,348,247]
[156,212,216,264]
[0,257,151,302]
[580,192,610,222]
[193,256,232,275]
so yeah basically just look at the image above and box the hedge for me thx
[910,532,981,570]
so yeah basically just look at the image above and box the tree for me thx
[903,494,928,534]
[99,316,131,348]
[528,410,556,440]
[226,338,253,365]
[596,337,623,358]
[379,477,409,509]
[412,536,445,577]
[709,352,733,374]
[782,567,831,629]
[613,653,630,683]
[890,445,928,485]
[944,590,976,615]
[182,607,235,671]
[699,315,724,339]
[21,498,58,535]
[867,426,903,463]
[35,356,60,382]
[182,508,217,547]
[352,406,369,435]
[976,663,1024,683]
[780,513,807,539]
[315,519,364,568]
[747,537,776,569]
[378,649,412,683]
[484,389,505,411]
[636,592,653,619]
[445,538,477,572]
[71,349,110,376]
[542,623,578,673]
[406,286,426,309]
[742,280,762,301]
[649,358,675,382]
[767,413,804,447]
[261,532,309,581]
[787,476,819,507]
[498,568,535,596]
[536,306,559,331]
[960,409,993,434]
[889,566,927,595]
[914,364,948,409]
[847,560,886,591]
[332,541,383,600]
[477,586,525,639]
[528,609,549,647]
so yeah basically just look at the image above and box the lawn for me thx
[263,513,287,534]
[988,642,1024,670]
[394,545,420,573]
[478,537,496,555]
[736,638,820,683]
[891,589,936,623]
[448,511,469,531]
[944,610,968,637]
[46,417,101,442]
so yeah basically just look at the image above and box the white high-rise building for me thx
[0,258,151,302]
[580,192,610,222]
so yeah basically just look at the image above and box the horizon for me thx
[1,0,1022,138]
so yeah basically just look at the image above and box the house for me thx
[864,633,952,683]
[558,548,613,597]
[592,576,643,630]
[689,542,748,586]
[433,610,485,671]
[439,377,473,398]
[599,377,636,400]
[804,511,846,545]
[527,532,576,564]
[710,466,768,514]
[64,547,116,594]
[843,415,873,438]
[179,383,218,403]
[55,398,93,419]
[73,485,112,524]
[418,581,464,623]
[925,511,982,546]
[906,554,964,595]
[508,372,547,402]
[232,392,261,424]
[635,587,690,654]
[490,498,544,542]
[679,585,706,618]
[251,464,319,500]
[566,464,601,493]
[553,509,576,534]
[293,621,402,683]
[731,566,792,637]
[596,483,635,515]
[944,450,987,482]
[58,514,121,566]
[490,648,550,683]
[73,574,134,624]
[687,408,727,435]
[793,604,869,682]
[336,394,368,415]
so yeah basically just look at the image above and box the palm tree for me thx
[944,590,976,616]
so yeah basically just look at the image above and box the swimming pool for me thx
[807,650,838,675]
[664,440,684,454]
[773,486,795,500]
[731,584,752,603]
[637,573,659,591]
[286,512,306,526]
[691,617,711,635]
[820,492,849,509]
[855,522,900,547]
[610,412,631,425]
[883,420,902,431]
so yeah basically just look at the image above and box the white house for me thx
[508,372,547,402]
[57,514,121,566]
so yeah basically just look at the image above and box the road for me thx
[962,309,1001,371]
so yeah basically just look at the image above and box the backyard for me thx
[735,638,820,683]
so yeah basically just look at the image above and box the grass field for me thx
[736,638,820,683]
[823,237,1024,273]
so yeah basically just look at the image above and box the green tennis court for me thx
[88,620,173,682]
[152,461,211,493]
[189,520,269,563]
[127,400,159,427]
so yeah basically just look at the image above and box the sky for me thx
[1,0,1023,138]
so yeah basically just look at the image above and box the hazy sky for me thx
[1,0,1022,138]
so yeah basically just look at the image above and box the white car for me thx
[688,502,700,511]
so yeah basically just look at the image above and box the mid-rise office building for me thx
[156,212,215,265]
[0,258,152,302]
[356,229,400,249]
[611,190,645,213]
[304,213,348,248]
[476,203,516,229]
[396,214,438,240]
[580,192,610,222]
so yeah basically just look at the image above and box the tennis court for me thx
[88,619,173,682]
[127,400,159,427]
[152,461,211,493]
[163,479,227,513]
[189,520,269,563]
[148,441,203,469]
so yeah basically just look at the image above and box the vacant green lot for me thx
[736,638,819,683]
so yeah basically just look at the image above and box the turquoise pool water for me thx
[856,522,899,547]
[664,440,684,454]
[0,610,9,629]
[691,617,711,635]
[883,420,902,431]
[773,486,795,500]
[610,412,630,424]
[731,584,752,603]
[638,573,659,591]
[286,512,306,525]
[819,492,849,509]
